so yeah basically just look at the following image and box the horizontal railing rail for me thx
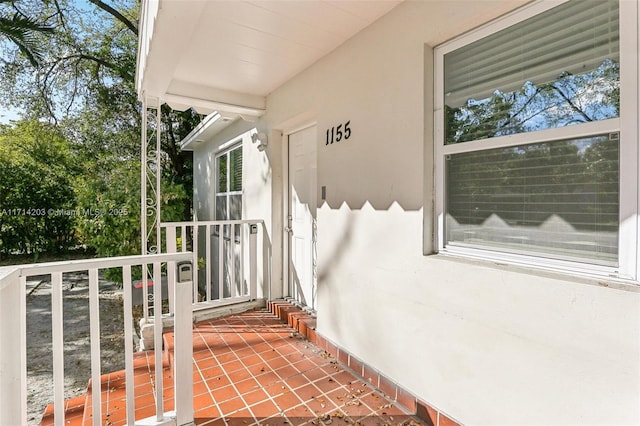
[160,219,270,312]
[0,252,194,426]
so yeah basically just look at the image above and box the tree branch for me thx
[551,83,593,122]
[88,0,138,35]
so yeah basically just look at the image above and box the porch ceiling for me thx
[136,0,403,117]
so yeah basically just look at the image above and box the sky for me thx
[0,107,21,124]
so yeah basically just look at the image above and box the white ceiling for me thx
[137,0,403,117]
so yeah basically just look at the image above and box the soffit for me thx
[137,0,403,115]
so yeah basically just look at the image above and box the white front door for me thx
[288,125,317,310]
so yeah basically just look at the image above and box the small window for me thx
[435,0,638,277]
[215,144,242,240]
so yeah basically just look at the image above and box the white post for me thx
[141,96,148,257]
[51,272,65,426]
[156,104,162,252]
[0,269,26,426]
[141,97,149,320]
[174,262,194,425]
[88,269,102,426]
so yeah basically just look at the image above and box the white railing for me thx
[160,220,269,312]
[0,252,194,426]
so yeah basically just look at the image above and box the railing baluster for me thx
[159,220,267,306]
[122,265,135,426]
[51,272,65,426]
[193,225,199,303]
[142,263,149,320]
[231,224,237,298]
[88,268,101,426]
[250,224,257,300]
[206,223,211,302]
[153,262,164,421]
[218,224,224,300]
[166,226,177,314]
[240,224,245,296]
[181,225,187,251]
[168,255,176,316]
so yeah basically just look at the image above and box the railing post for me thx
[51,272,65,426]
[174,262,194,425]
[0,269,26,426]
[88,269,102,426]
[249,223,258,300]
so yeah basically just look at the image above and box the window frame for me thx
[433,0,639,280]
[214,141,243,222]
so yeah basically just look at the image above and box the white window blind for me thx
[446,133,619,265]
[444,0,619,109]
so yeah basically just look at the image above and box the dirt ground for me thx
[26,273,128,425]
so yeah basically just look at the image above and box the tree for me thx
[0,0,201,260]
[0,120,77,259]
[0,0,53,67]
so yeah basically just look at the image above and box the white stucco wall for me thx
[192,1,640,424]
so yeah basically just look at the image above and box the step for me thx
[39,347,173,426]
[267,299,317,342]
[40,394,86,426]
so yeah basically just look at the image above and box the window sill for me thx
[432,249,640,293]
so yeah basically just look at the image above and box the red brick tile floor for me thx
[43,309,425,426]
[191,309,423,425]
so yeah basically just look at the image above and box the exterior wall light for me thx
[251,132,268,151]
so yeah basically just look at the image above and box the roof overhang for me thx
[180,112,240,151]
[136,0,403,122]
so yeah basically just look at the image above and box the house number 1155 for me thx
[326,120,351,145]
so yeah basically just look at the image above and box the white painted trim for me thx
[618,0,640,279]
[281,120,318,301]
[164,93,266,118]
[180,112,223,149]
[212,143,244,225]
[216,138,242,154]
[442,118,620,156]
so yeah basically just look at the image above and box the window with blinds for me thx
[215,145,243,239]
[437,0,624,268]
[444,0,619,144]
[446,134,619,265]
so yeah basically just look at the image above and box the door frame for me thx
[281,121,318,307]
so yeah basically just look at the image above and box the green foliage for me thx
[75,159,188,258]
[0,0,198,266]
[0,120,77,258]
[0,0,54,67]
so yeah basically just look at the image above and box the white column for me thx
[0,269,26,426]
